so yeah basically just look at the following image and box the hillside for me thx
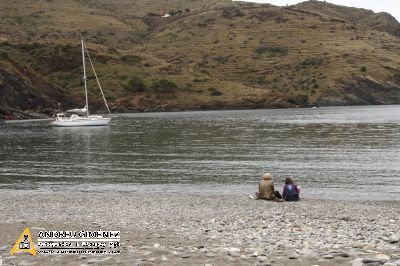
[1,0,400,117]
[294,1,400,37]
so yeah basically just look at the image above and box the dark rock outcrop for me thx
[0,58,75,119]
[316,77,400,106]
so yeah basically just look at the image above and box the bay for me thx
[1,105,400,200]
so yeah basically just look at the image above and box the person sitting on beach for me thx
[282,177,300,201]
[256,173,282,201]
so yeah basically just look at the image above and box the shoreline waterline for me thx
[1,185,399,202]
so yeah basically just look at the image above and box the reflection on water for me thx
[1,106,400,200]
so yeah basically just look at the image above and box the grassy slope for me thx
[1,0,400,114]
[143,3,400,103]
[294,1,400,37]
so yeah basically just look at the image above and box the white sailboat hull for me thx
[52,116,111,127]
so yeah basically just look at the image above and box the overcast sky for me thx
[239,0,400,22]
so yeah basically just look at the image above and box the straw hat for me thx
[263,173,272,180]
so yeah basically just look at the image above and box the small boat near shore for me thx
[52,40,111,127]
[53,113,110,127]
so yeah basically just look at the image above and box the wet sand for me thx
[0,191,399,265]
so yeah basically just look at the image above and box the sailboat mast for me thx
[82,40,89,116]
[83,43,111,114]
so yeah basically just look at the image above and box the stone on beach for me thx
[362,258,389,264]
[87,257,113,264]
[374,254,390,261]
[181,252,191,258]
[322,254,335,259]
[288,254,299,259]
[392,259,400,266]
[388,234,400,244]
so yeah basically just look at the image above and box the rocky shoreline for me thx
[0,192,399,265]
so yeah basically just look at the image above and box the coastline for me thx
[1,104,399,123]
[0,192,399,265]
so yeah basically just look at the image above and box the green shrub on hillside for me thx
[275,15,288,23]
[0,41,11,47]
[127,76,146,92]
[360,66,367,72]
[302,57,324,66]
[133,31,150,42]
[212,56,227,64]
[256,76,268,85]
[0,51,8,59]
[208,87,223,96]
[193,78,208,83]
[19,42,41,50]
[255,45,288,57]
[151,79,178,93]
[121,55,140,64]
[222,7,244,19]
[146,12,159,17]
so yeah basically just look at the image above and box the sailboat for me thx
[52,40,111,127]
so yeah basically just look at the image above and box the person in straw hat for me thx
[253,173,282,201]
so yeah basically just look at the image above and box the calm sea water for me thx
[1,106,400,200]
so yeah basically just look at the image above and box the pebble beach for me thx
[0,191,399,265]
